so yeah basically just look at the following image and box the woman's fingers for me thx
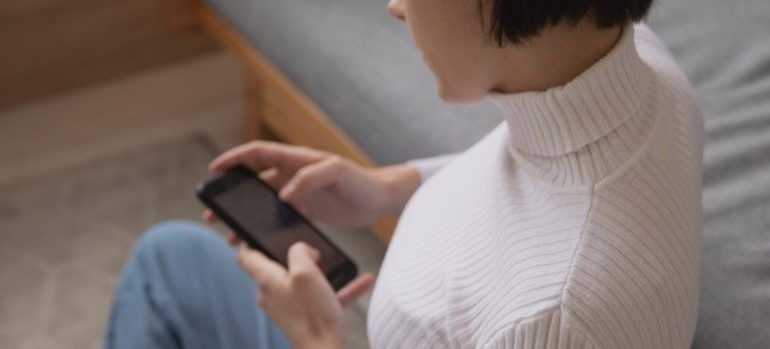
[258,167,287,191]
[209,141,281,173]
[287,242,322,275]
[286,243,373,307]
[337,273,375,308]
[238,245,286,290]
[201,208,237,246]
[227,234,241,246]
[202,209,218,223]
[279,156,347,204]
[242,242,372,309]
[209,141,325,174]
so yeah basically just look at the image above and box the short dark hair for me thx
[484,0,654,45]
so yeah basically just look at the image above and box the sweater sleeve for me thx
[485,308,601,349]
[405,152,461,183]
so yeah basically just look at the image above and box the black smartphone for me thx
[196,165,358,290]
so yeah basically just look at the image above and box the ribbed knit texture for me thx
[368,24,703,349]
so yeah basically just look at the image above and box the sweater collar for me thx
[488,25,652,157]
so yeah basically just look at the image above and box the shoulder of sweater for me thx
[482,306,603,349]
[634,24,699,116]
[581,24,701,190]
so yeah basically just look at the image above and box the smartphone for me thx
[196,165,358,290]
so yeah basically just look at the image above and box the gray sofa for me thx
[203,0,770,347]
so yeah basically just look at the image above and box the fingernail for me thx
[309,247,321,261]
[279,187,292,201]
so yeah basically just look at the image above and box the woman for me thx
[104,0,702,348]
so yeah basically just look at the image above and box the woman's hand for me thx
[238,241,375,349]
[203,140,421,228]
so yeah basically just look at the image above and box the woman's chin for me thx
[437,84,486,104]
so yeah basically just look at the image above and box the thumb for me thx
[287,242,322,273]
[237,245,286,289]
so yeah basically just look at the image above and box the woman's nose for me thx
[387,0,406,21]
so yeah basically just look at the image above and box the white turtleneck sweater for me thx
[367,24,703,349]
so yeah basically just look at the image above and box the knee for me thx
[134,220,219,260]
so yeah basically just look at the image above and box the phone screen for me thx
[213,177,347,273]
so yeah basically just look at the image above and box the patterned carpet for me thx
[0,135,219,348]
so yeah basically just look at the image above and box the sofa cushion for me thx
[205,0,770,347]
[647,1,770,348]
[203,0,501,165]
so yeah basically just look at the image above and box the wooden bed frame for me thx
[161,0,397,243]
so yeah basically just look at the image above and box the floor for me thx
[0,52,383,348]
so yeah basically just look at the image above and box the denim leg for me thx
[103,220,291,349]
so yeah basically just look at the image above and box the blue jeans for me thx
[103,220,292,349]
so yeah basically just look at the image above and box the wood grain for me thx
[0,0,216,110]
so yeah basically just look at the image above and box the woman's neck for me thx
[492,18,623,94]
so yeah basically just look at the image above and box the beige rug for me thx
[0,135,219,349]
